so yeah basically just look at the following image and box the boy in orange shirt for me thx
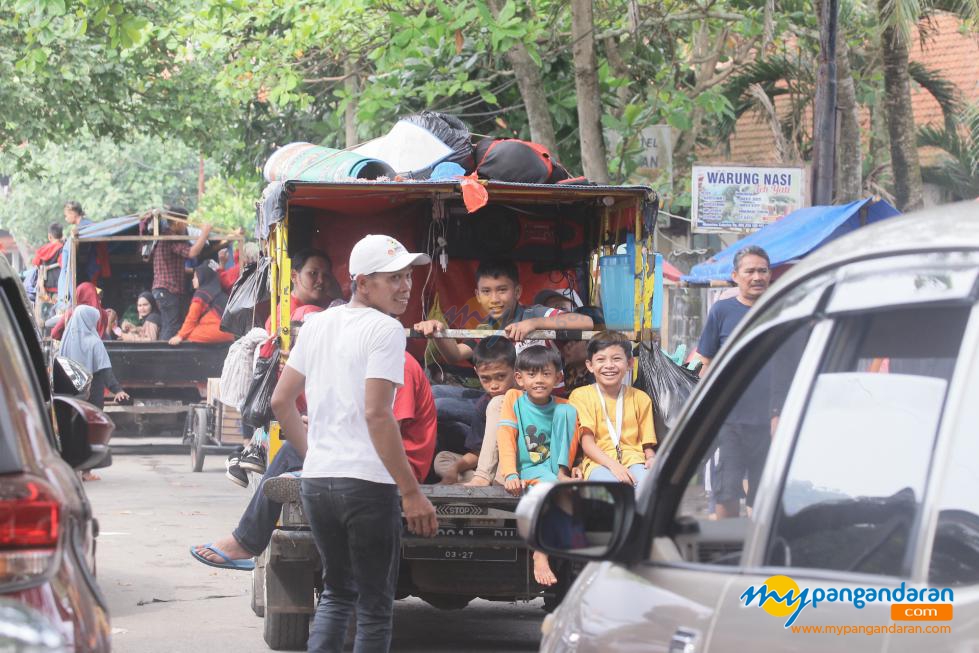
[497,345,578,586]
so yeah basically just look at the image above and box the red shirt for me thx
[394,353,437,482]
[219,264,239,293]
[265,295,306,334]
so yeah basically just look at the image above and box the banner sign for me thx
[691,165,805,233]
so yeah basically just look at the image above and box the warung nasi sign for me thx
[692,165,806,233]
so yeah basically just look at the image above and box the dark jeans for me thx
[231,442,304,556]
[712,422,771,507]
[432,385,482,454]
[301,477,401,653]
[153,287,183,340]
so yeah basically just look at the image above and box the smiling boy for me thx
[569,331,656,487]
[496,345,578,586]
[434,338,516,484]
[413,259,594,360]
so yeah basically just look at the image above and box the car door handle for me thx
[668,627,700,653]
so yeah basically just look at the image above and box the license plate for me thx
[403,546,518,562]
[434,526,519,539]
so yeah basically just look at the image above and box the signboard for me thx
[691,165,805,233]
[606,125,673,188]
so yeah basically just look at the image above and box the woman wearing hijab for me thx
[118,292,163,342]
[50,282,108,340]
[169,262,235,345]
[60,305,130,410]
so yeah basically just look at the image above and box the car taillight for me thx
[0,476,60,584]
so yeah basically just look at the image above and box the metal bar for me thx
[404,328,634,341]
[77,235,214,242]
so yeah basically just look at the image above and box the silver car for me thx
[519,201,979,651]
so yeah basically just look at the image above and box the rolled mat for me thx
[264,142,395,182]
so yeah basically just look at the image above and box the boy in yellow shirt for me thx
[569,331,656,487]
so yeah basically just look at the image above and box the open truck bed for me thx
[101,340,231,436]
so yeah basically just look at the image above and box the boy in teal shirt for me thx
[496,345,579,586]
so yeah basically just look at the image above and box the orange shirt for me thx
[496,388,579,483]
[177,298,234,343]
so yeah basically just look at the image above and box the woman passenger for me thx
[118,292,162,342]
[50,282,108,340]
[169,262,235,345]
[60,305,130,410]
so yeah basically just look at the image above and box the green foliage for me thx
[193,173,262,232]
[0,135,207,244]
[918,103,979,200]
[4,0,973,227]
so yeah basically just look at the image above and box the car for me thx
[518,200,979,651]
[0,598,68,652]
[0,255,113,651]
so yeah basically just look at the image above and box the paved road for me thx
[86,450,545,652]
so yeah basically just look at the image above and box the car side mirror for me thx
[52,396,114,471]
[52,357,92,399]
[517,481,635,562]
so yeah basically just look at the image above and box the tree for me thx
[570,0,609,183]
[486,0,557,152]
[876,0,978,211]
[879,0,925,211]
[0,135,254,244]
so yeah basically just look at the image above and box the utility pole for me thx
[811,0,839,205]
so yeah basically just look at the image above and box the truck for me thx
[56,209,244,438]
[252,178,658,650]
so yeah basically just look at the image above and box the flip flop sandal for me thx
[189,543,255,571]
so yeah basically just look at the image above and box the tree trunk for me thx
[835,34,862,202]
[344,60,358,148]
[488,0,557,153]
[570,0,610,183]
[879,6,923,211]
[603,36,632,117]
[811,0,839,205]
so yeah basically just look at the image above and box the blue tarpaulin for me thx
[683,197,900,283]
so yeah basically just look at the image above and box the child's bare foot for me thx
[192,535,251,563]
[533,551,558,586]
[81,471,101,481]
[464,476,490,487]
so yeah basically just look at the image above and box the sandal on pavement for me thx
[189,543,255,571]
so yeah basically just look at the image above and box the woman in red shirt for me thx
[51,282,108,340]
[169,263,234,345]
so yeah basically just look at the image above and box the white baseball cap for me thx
[348,234,431,277]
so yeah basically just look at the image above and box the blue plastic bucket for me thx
[599,254,635,330]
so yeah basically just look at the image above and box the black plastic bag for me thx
[473,138,571,184]
[221,257,271,336]
[240,345,280,429]
[633,342,699,439]
[402,111,475,174]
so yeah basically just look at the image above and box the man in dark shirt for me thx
[149,207,212,340]
[697,245,772,519]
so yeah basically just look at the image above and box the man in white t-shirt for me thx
[271,234,437,652]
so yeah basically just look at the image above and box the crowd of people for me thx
[35,198,772,650]
[32,202,254,416]
[184,233,688,653]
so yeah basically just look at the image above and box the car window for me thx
[0,293,44,474]
[669,321,815,566]
[764,306,969,578]
[928,315,979,587]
